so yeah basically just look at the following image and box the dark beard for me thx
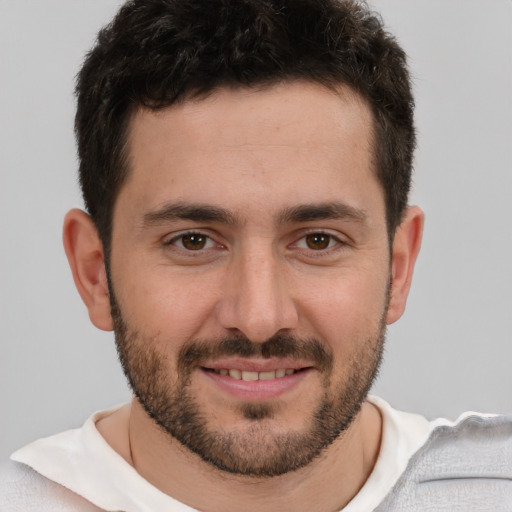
[110,292,386,477]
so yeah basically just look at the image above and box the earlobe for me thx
[63,209,114,331]
[386,206,424,325]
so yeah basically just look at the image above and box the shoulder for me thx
[424,413,512,474]
[376,413,512,511]
[0,459,105,512]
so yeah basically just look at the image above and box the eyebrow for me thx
[142,201,367,228]
[277,202,367,224]
[142,203,240,226]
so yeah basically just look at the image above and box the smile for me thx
[210,368,297,381]
[199,356,314,400]
[200,365,312,401]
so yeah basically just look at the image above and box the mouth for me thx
[204,367,304,381]
[199,361,314,401]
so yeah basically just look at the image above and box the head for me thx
[65,0,423,477]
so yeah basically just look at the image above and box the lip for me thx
[200,363,314,401]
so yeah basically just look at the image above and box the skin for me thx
[63,81,423,511]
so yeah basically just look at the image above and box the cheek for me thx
[113,263,221,341]
[297,269,388,349]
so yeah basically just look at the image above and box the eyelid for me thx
[291,229,348,251]
[162,228,348,252]
[163,229,222,250]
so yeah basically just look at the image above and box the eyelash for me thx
[164,230,346,256]
[292,231,344,252]
[164,231,220,252]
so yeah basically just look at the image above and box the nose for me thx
[216,246,299,343]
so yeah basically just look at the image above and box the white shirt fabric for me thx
[10,396,451,511]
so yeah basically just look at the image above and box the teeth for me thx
[215,368,296,380]
[242,371,259,381]
[229,369,242,379]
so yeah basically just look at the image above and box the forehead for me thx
[128,82,373,160]
[118,81,382,224]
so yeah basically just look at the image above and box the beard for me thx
[110,290,386,477]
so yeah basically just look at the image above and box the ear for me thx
[386,206,424,325]
[63,209,113,331]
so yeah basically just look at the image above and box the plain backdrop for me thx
[1,0,511,460]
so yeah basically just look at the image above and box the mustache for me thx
[178,333,333,374]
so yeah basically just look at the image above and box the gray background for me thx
[1,0,511,460]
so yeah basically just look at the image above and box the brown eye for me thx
[305,233,331,250]
[180,233,208,250]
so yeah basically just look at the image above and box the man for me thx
[1,0,510,510]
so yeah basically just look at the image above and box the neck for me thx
[97,399,382,511]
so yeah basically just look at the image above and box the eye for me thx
[295,232,340,251]
[305,233,331,250]
[169,232,216,251]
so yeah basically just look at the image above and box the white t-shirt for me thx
[10,396,449,511]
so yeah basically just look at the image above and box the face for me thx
[108,82,391,476]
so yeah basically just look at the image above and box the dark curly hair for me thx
[75,0,415,254]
